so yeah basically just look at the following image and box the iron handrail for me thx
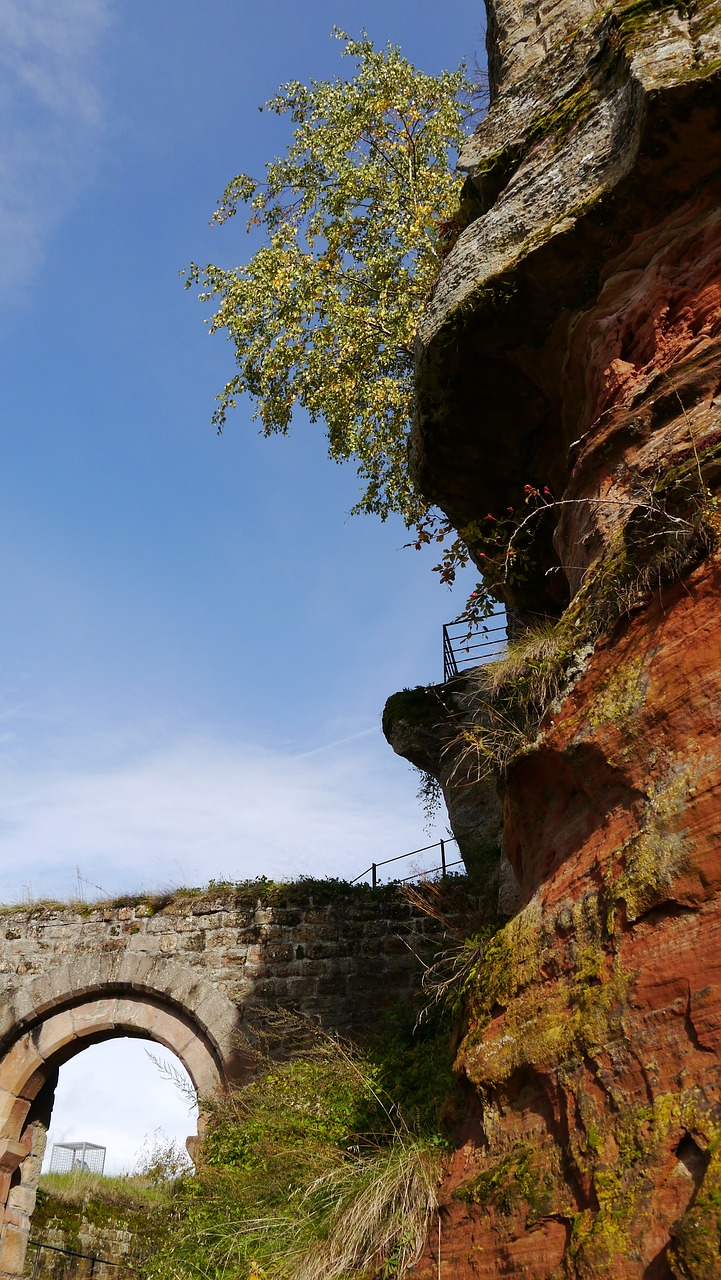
[351,835,460,889]
[29,1239,135,1273]
[443,614,507,682]
[356,613,508,888]
[393,857,464,884]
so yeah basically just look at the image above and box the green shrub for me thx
[144,1015,448,1280]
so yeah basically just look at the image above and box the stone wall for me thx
[0,881,456,1279]
[24,1192,159,1280]
[0,883,443,1035]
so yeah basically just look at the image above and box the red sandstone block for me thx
[0,1222,30,1275]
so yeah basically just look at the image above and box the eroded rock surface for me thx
[394,0,721,1273]
[382,682,519,913]
[413,0,721,616]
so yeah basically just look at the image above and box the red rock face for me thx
[408,443,721,1280]
[555,191,721,593]
[506,556,721,908]
[404,0,721,1273]
[407,562,721,1276]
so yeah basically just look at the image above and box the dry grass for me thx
[474,620,566,705]
[399,877,493,1018]
[38,1170,174,1211]
[438,620,569,788]
[285,1142,440,1280]
[400,875,487,939]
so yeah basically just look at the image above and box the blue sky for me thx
[2,0,485,1167]
[0,0,485,907]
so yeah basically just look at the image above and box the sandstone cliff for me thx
[386,0,721,1274]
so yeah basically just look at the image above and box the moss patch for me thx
[455,1142,553,1220]
[608,762,698,920]
[669,1143,721,1278]
[569,1091,721,1274]
[466,960,630,1087]
[461,889,629,1087]
[32,1180,171,1267]
[587,652,650,731]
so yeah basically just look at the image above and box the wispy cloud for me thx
[0,0,114,298]
[0,728,435,903]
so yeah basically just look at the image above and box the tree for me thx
[186,30,474,533]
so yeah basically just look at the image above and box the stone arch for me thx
[0,956,245,1279]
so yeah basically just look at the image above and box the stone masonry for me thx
[0,884,445,1280]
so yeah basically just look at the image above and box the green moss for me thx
[614,0,685,41]
[567,1091,721,1273]
[465,898,543,1017]
[461,888,630,1087]
[32,1184,170,1268]
[609,763,696,920]
[436,79,598,256]
[467,960,630,1086]
[669,1145,721,1278]
[587,652,649,731]
[382,684,452,737]
[455,1143,553,1219]
[587,1126,602,1155]
[470,83,597,197]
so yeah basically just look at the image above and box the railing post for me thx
[442,625,459,683]
[440,839,447,879]
[31,1245,40,1280]
[371,863,377,890]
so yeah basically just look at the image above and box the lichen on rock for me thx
[392,0,721,1271]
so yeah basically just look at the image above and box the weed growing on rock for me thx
[414,767,443,833]
[455,1142,553,1219]
[438,434,721,789]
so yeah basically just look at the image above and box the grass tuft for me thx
[144,1010,450,1280]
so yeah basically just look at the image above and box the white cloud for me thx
[0,0,113,298]
[12,725,439,1175]
[0,727,438,902]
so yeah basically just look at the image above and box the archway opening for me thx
[42,1037,198,1176]
[0,973,239,1279]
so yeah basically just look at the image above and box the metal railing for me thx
[29,1240,135,1277]
[442,614,507,682]
[351,836,463,889]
